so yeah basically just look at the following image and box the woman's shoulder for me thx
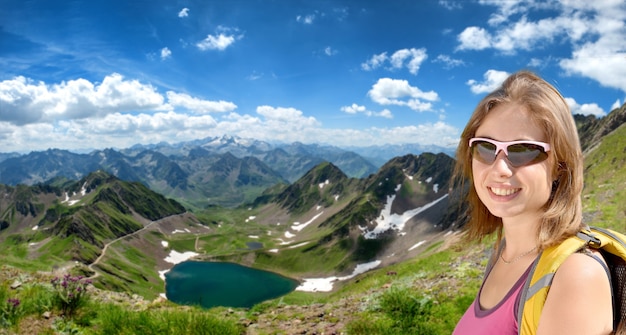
[537,249,613,334]
[556,249,608,283]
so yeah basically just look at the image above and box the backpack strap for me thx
[588,227,626,331]
[517,231,591,335]
[518,227,626,334]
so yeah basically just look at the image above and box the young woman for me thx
[452,71,613,334]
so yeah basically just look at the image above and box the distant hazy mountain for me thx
[0,136,418,208]
[345,143,457,167]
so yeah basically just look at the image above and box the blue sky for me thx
[0,0,625,153]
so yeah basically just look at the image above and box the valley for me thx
[0,104,624,333]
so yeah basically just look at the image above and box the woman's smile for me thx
[489,186,520,197]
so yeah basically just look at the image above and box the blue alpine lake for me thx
[164,261,300,309]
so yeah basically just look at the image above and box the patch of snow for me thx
[164,250,198,265]
[319,179,330,189]
[296,277,337,292]
[408,240,426,251]
[32,225,38,231]
[276,238,291,245]
[433,183,439,193]
[284,231,296,239]
[296,260,381,292]
[158,271,169,282]
[334,194,339,201]
[161,241,169,248]
[287,242,310,249]
[268,249,279,253]
[158,250,199,281]
[338,260,381,280]
[248,235,259,239]
[291,212,324,232]
[245,216,256,222]
[360,193,448,239]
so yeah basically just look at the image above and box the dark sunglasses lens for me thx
[472,141,497,164]
[507,143,548,166]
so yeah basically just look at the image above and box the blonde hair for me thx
[453,70,584,249]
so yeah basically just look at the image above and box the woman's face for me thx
[472,103,554,222]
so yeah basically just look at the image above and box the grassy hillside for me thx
[582,123,626,231]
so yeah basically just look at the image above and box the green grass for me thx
[335,244,483,334]
[583,125,626,230]
[0,270,243,334]
[92,304,242,335]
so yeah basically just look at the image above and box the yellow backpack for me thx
[517,226,626,335]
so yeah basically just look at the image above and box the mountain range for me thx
[0,136,445,209]
[0,102,624,303]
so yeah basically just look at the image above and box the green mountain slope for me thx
[204,153,456,279]
[582,123,626,231]
[0,170,186,272]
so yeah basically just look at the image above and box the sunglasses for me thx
[469,137,551,167]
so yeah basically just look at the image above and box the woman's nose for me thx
[491,151,514,176]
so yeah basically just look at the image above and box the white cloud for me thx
[368,78,438,112]
[340,104,393,118]
[340,104,366,114]
[565,97,606,117]
[434,54,465,69]
[362,48,428,75]
[527,57,543,68]
[178,8,189,18]
[390,48,428,75]
[611,99,622,111]
[166,92,237,114]
[247,71,263,81]
[0,74,166,125]
[296,14,315,24]
[160,47,172,60]
[361,52,388,71]
[460,0,626,93]
[466,69,509,94]
[481,0,546,26]
[458,4,591,52]
[324,46,337,56]
[256,106,319,127]
[457,26,492,50]
[0,75,457,153]
[196,26,242,51]
[439,0,462,10]
[560,45,626,93]
[378,109,393,118]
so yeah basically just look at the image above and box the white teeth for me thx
[490,187,519,196]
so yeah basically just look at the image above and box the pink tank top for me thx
[452,264,532,335]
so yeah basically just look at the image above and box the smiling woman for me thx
[452,71,613,335]
[164,261,299,309]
